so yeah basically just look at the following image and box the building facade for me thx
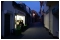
[31,10,40,23]
[40,1,59,38]
[1,1,32,37]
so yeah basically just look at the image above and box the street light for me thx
[33,13,35,17]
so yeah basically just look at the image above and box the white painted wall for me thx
[2,1,15,37]
[44,2,59,38]
[44,13,49,29]
[43,1,53,35]
[2,1,26,37]
[43,2,54,35]
[50,4,59,37]
[43,2,49,29]
[49,7,54,34]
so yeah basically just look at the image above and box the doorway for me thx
[4,14,10,37]
[15,15,25,29]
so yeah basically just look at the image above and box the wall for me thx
[2,1,15,37]
[53,16,59,37]
[43,1,53,35]
[49,7,54,34]
[2,1,27,37]
[1,12,4,37]
[43,1,59,38]
[15,9,26,16]
[44,13,49,29]
[50,4,59,38]
[52,4,59,37]
[10,13,15,32]
[43,2,49,29]
[3,1,15,13]
[43,1,54,35]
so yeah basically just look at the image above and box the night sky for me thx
[15,1,40,13]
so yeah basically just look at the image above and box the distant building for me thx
[31,10,40,22]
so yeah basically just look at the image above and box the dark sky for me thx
[15,1,40,13]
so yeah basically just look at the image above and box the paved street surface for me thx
[2,22,55,39]
[21,22,54,39]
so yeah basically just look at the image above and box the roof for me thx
[12,1,27,13]
[12,1,31,16]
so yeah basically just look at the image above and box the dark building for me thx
[31,10,40,23]
[12,1,32,26]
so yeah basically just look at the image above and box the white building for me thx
[41,1,59,38]
[1,1,26,37]
[42,1,59,38]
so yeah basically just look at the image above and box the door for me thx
[4,14,10,37]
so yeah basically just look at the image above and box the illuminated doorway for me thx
[15,15,25,29]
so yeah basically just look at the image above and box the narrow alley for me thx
[3,22,57,39]
[1,1,59,39]
[21,22,54,39]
